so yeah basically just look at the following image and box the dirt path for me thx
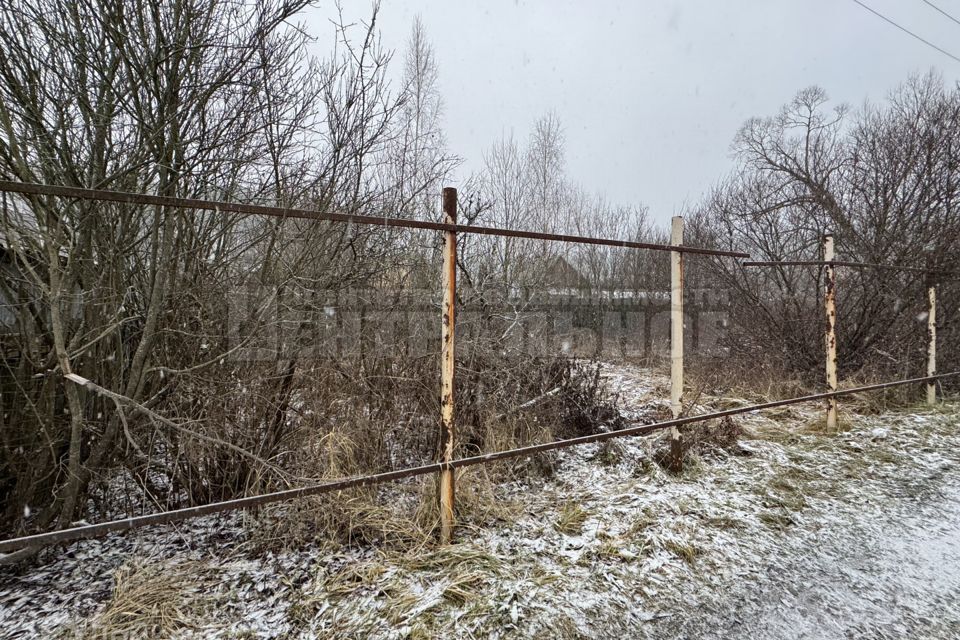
[643,476,960,639]
[704,481,960,638]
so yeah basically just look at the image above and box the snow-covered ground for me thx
[2,364,959,639]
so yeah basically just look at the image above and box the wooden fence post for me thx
[927,280,937,406]
[824,234,838,430]
[669,216,684,470]
[439,187,457,544]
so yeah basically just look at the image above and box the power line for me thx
[921,0,960,28]
[851,0,960,64]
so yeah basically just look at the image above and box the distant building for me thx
[542,255,592,295]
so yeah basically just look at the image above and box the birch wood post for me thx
[824,234,838,430]
[439,187,457,544]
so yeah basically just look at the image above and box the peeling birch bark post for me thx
[927,281,937,406]
[439,187,457,544]
[824,234,838,430]
[669,216,684,470]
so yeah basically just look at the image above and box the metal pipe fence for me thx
[1,370,956,554]
[742,236,951,410]
[0,181,954,555]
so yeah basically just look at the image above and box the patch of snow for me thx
[2,366,960,639]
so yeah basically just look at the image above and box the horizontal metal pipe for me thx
[0,181,749,258]
[742,260,960,276]
[2,370,957,555]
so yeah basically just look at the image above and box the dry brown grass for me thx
[231,356,617,554]
[554,500,590,535]
[653,416,748,470]
[75,561,211,640]
[687,356,812,403]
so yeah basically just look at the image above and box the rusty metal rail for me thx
[0,181,748,258]
[1,370,957,555]
[741,259,960,276]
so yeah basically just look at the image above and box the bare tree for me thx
[695,73,960,383]
[0,0,410,534]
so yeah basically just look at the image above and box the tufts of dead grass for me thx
[76,561,210,640]
[653,416,749,471]
[238,357,617,555]
[554,500,590,535]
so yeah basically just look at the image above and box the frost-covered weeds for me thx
[2,364,960,639]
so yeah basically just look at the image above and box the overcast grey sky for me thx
[305,1,960,228]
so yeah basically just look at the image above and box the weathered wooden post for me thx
[669,216,684,470]
[824,234,838,430]
[439,187,457,544]
[927,278,937,406]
